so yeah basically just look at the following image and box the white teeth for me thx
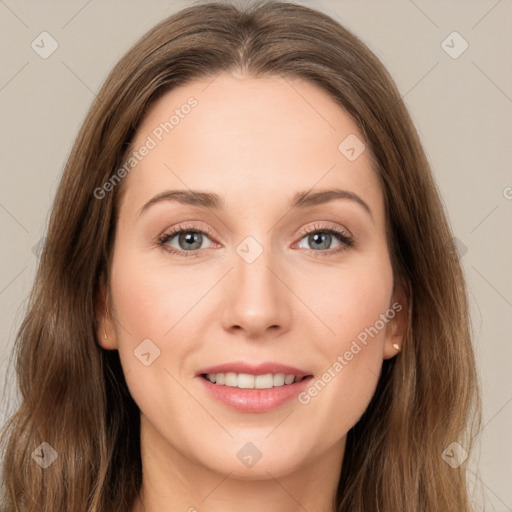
[284,374,295,385]
[224,372,237,387]
[273,373,285,386]
[238,373,254,389]
[204,372,306,389]
[255,374,274,389]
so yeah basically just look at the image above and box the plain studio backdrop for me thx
[0,0,511,510]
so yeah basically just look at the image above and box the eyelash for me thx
[157,222,354,258]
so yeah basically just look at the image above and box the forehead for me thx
[119,73,383,220]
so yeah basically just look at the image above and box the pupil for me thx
[180,232,201,250]
[310,233,330,250]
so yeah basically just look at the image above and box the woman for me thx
[0,1,481,510]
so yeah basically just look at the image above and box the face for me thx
[98,73,406,480]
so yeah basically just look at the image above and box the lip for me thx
[198,373,314,413]
[196,361,312,378]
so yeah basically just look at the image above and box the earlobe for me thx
[383,285,409,360]
[383,323,405,359]
[101,302,118,350]
[95,276,118,350]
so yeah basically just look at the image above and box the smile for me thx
[202,372,310,389]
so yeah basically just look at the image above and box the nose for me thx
[221,243,292,339]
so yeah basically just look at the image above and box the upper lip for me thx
[196,361,313,378]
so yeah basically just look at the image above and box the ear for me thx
[95,273,118,350]
[382,283,409,360]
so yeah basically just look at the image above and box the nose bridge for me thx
[221,232,291,335]
[234,233,277,302]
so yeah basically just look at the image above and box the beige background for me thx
[1,0,511,509]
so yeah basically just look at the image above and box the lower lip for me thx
[197,375,313,413]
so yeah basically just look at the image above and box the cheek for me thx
[292,256,393,437]
[109,241,204,342]
[108,252,195,424]
[107,243,188,387]
[299,253,394,350]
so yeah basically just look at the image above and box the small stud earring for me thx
[392,343,401,351]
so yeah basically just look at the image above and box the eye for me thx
[295,223,354,256]
[158,224,216,258]
[157,222,354,258]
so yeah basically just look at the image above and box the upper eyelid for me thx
[161,222,348,237]
[300,223,351,236]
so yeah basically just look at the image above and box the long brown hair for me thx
[0,1,482,510]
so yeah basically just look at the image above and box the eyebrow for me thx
[138,188,373,220]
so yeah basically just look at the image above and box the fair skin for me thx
[97,73,406,512]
